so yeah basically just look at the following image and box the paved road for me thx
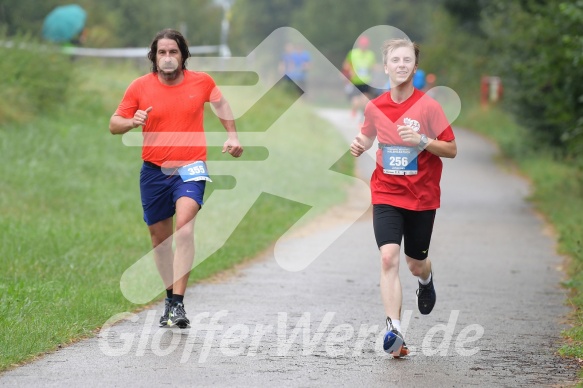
[1,109,578,387]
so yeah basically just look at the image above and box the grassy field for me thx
[0,57,354,370]
[457,102,583,370]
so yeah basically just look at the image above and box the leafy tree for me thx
[0,0,64,37]
[483,0,583,156]
[229,0,304,56]
[381,0,438,43]
[419,6,489,99]
[442,0,485,36]
[291,0,389,67]
[0,0,224,48]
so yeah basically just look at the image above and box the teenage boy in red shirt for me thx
[350,38,457,357]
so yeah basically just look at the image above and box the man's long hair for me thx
[147,29,191,73]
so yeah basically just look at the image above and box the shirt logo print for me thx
[404,117,421,132]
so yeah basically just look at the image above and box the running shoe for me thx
[384,317,409,358]
[168,302,190,329]
[416,273,436,315]
[159,298,172,327]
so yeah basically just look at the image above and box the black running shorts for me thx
[372,204,436,260]
[349,83,371,99]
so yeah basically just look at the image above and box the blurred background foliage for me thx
[0,0,581,158]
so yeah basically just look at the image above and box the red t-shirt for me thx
[115,71,222,167]
[361,89,455,210]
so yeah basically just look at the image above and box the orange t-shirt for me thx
[115,71,222,167]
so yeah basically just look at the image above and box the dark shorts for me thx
[348,83,371,99]
[355,84,371,94]
[372,204,436,260]
[140,162,206,226]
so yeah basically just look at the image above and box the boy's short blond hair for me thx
[382,39,420,66]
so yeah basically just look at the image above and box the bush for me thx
[483,1,583,158]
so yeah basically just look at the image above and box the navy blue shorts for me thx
[372,204,436,260]
[140,162,206,226]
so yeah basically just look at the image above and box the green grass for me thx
[457,102,583,371]
[0,58,354,370]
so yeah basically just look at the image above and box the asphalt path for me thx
[1,109,579,387]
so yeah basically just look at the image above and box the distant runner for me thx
[343,35,377,120]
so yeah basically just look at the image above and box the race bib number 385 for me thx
[381,146,418,175]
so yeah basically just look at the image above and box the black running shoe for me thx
[168,302,190,329]
[159,298,172,327]
[383,318,409,358]
[417,273,436,315]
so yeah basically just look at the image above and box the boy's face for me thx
[384,46,417,87]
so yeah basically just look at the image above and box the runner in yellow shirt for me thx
[342,35,377,119]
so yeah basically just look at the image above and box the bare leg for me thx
[148,217,174,290]
[406,256,432,280]
[172,197,200,295]
[379,243,402,320]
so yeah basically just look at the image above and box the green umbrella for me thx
[42,4,87,43]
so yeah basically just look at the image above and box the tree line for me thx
[443,0,582,160]
[1,0,581,160]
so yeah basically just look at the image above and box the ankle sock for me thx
[391,319,401,332]
[172,294,184,305]
[419,272,432,286]
[166,288,173,299]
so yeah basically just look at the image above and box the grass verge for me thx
[0,58,354,371]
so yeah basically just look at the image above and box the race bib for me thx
[177,161,212,182]
[381,146,418,175]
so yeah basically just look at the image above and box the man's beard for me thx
[158,68,181,81]
[157,57,181,81]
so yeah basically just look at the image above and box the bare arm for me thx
[342,58,354,80]
[350,132,375,157]
[424,138,457,159]
[211,96,243,158]
[397,125,457,159]
[109,107,152,135]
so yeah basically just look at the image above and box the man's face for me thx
[156,38,182,77]
[384,46,417,87]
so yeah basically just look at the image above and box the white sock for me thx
[389,319,401,332]
[419,272,432,286]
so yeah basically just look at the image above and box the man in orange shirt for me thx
[109,29,243,328]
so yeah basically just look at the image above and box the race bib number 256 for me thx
[381,146,418,175]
